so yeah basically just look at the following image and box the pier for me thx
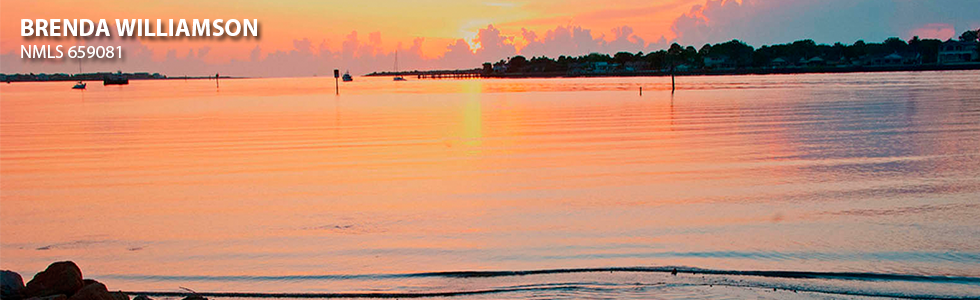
[364,69,485,79]
[416,70,484,79]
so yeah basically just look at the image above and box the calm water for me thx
[2,72,979,298]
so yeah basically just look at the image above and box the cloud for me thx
[605,25,647,53]
[519,25,601,57]
[909,23,957,40]
[5,0,977,78]
[473,25,516,61]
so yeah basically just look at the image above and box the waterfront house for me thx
[805,56,827,67]
[704,55,736,70]
[938,40,979,64]
[587,62,620,74]
[624,61,650,72]
[492,61,508,73]
[862,52,921,66]
[770,57,790,68]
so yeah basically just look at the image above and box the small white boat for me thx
[72,59,86,89]
[342,71,353,82]
[393,51,407,81]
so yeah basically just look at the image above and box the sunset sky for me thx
[2,0,978,76]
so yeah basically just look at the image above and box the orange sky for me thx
[0,0,695,63]
[3,0,976,76]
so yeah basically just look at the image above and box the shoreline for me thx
[366,63,980,79]
[4,64,977,84]
[1,76,248,83]
[485,63,980,78]
[483,63,980,78]
[6,262,978,300]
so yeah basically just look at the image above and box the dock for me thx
[416,70,484,79]
[364,69,486,79]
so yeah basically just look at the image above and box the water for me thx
[2,71,979,298]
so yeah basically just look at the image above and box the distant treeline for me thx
[1,72,168,82]
[484,29,980,75]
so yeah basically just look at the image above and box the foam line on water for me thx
[102,266,980,283]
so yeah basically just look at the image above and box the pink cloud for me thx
[5,0,977,78]
[909,23,956,40]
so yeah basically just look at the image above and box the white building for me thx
[938,40,979,65]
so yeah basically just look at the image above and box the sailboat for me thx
[393,50,407,81]
[72,59,86,89]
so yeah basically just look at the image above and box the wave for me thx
[110,266,980,299]
[102,266,980,283]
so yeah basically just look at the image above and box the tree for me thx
[506,56,527,73]
[668,43,683,55]
[613,52,634,65]
[916,39,943,63]
[710,39,754,67]
[698,44,711,56]
[884,37,908,53]
[959,29,979,42]
[644,50,667,70]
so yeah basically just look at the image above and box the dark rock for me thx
[131,295,151,300]
[24,294,67,300]
[24,262,84,298]
[108,292,128,300]
[180,295,206,300]
[2,270,25,299]
[66,281,112,300]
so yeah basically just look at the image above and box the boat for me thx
[393,51,407,81]
[103,72,129,85]
[342,71,353,82]
[72,59,86,89]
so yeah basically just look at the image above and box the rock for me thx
[109,292,129,300]
[180,295,207,300]
[131,295,151,300]
[2,270,25,299]
[66,281,112,300]
[24,262,84,298]
[24,294,67,300]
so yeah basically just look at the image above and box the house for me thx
[862,52,921,66]
[837,57,859,67]
[588,62,619,73]
[938,40,979,64]
[624,61,650,72]
[770,57,790,68]
[591,61,610,73]
[704,55,735,70]
[492,61,508,73]
[805,56,826,67]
